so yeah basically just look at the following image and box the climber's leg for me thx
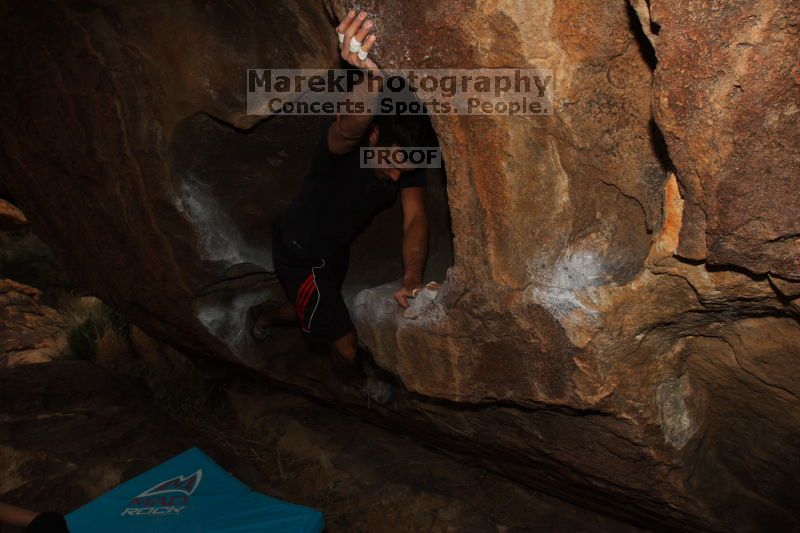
[294,258,354,343]
[329,329,363,384]
[250,218,313,342]
[254,301,297,328]
[329,330,394,405]
[250,301,296,342]
[331,329,358,361]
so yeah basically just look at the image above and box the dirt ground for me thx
[0,352,648,533]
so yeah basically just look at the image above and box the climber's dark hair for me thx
[372,85,438,148]
[373,111,437,148]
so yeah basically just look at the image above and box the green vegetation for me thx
[61,296,130,361]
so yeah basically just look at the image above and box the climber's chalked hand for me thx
[395,283,423,309]
[395,281,439,309]
[337,10,379,74]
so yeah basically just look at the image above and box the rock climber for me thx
[250,10,436,404]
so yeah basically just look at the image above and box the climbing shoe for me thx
[247,304,271,343]
[361,375,395,406]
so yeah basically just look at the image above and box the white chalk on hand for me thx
[337,31,345,45]
[412,282,439,298]
[357,50,369,61]
[349,37,362,53]
[404,283,440,320]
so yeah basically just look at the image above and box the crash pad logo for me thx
[121,470,203,516]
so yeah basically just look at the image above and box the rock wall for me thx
[0,279,66,367]
[1,1,798,531]
[632,0,800,278]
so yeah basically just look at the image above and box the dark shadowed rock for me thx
[0,199,27,231]
[0,1,798,531]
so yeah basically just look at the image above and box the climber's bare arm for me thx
[395,186,429,308]
[0,502,38,528]
[328,10,380,155]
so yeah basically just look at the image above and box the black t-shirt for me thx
[279,128,426,259]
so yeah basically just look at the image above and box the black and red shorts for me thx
[272,221,353,343]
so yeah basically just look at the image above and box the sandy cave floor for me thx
[0,353,647,533]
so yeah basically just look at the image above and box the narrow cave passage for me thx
[169,110,453,359]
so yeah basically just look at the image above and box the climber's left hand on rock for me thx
[395,281,439,309]
[336,10,379,74]
[395,283,423,309]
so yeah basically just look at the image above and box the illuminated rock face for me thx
[1,0,798,530]
[633,0,800,277]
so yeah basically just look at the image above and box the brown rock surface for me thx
[0,279,66,367]
[632,0,800,278]
[0,199,27,231]
[0,1,798,531]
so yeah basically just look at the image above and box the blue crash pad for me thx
[66,447,325,532]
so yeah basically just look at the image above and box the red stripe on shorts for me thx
[296,274,317,327]
[295,275,314,310]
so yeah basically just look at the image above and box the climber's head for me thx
[367,113,437,182]
[369,112,436,148]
